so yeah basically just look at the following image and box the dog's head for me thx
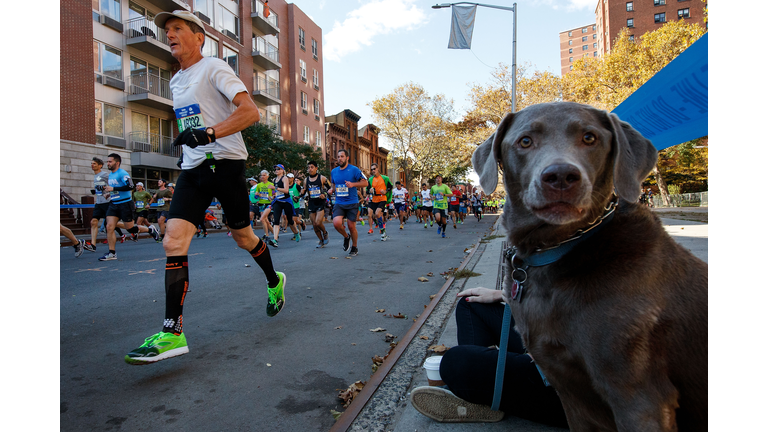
[472,102,658,249]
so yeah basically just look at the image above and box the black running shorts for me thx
[168,159,250,230]
[92,202,109,220]
[107,201,135,223]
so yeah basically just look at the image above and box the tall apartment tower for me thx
[61,0,325,200]
[559,24,599,76]
[559,0,706,75]
[596,0,706,55]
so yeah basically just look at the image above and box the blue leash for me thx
[491,304,512,411]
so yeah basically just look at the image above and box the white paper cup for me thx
[423,356,444,386]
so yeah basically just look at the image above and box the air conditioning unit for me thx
[105,136,127,148]
[194,11,211,25]
[223,29,239,42]
[99,14,124,33]
[103,76,126,91]
[132,141,152,152]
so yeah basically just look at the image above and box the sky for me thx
[295,0,599,151]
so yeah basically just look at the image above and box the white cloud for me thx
[323,0,427,62]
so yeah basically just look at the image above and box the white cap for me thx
[136,182,144,187]
[287,173,295,178]
[154,10,206,31]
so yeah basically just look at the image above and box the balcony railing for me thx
[254,75,280,99]
[254,36,280,63]
[125,16,168,45]
[262,111,281,132]
[128,73,172,100]
[253,0,279,27]
[129,132,181,158]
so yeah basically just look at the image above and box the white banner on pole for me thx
[448,5,477,49]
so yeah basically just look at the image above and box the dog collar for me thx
[503,196,618,302]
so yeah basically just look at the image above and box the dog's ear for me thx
[608,112,658,201]
[472,112,515,194]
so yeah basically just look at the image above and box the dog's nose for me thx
[541,164,582,191]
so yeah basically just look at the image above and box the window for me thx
[593,42,597,49]
[592,25,596,31]
[593,34,597,39]
[582,27,588,33]
[311,38,318,59]
[316,131,322,147]
[219,6,239,41]
[223,45,238,75]
[93,0,121,20]
[313,99,319,115]
[300,59,307,82]
[129,56,171,97]
[94,40,123,80]
[131,111,173,148]
[202,36,218,58]
[655,13,666,23]
[569,48,573,54]
[582,36,587,42]
[128,1,154,20]
[627,18,634,27]
[654,0,665,5]
[568,40,572,46]
[131,167,172,192]
[299,27,305,50]
[583,45,588,51]
[678,8,690,18]
[194,0,215,26]
[303,126,310,144]
[569,57,573,62]
[568,31,572,37]
[629,35,635,42]
[313,69,319,88]
[626,2,633,12]
[95,101,124,138]
[301,92,307,112]
[593,52,598,57]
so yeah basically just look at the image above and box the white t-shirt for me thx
[170,57,249,169]
[420,190,433,207]
[393,187,407,204]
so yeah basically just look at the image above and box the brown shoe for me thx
[409,386,504,423]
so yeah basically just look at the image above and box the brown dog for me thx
[472,102,707,431]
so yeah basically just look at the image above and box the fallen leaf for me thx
[330,257,338,259]
[338,380,366,408]
[372,355,385,364]
[369,327,386,332]
[417,277,429,282]
[266,363,272,367]
[428,250,433,252]
[334,326,343,330]
[420,335,429,340]
[429,295,436,300]
[331,409,343,420]
[375,308,385,313]
[345,257,352,259]
[245,264,251,267]
[426,260,433,263]
[427,272,434,277]
[351,343,356,346]
[384,333,396,343]
[428,344,450,353]
[393,313,406,319]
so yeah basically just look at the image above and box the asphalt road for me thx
[60,214,498,431]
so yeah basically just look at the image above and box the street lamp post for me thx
[432,2,517,113]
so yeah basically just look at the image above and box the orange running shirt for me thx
[371,176,387,203]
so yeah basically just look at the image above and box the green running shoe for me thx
[267,272,286,317]
[124,332,188,365]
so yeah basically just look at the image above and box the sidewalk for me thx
[349,212,708,432]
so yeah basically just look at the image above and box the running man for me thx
[248,176,260,228]
[366,163,392,241]
[100,153,160,260]
[330,149,368,256]
[392,181,408,230]
[448,184,461,229]
[288,173,305,233]
[133,182,154,232]
[269,164,300,245]
[84,157,119,253]
[153,178,173,241]
[430,175,453,238]
[419,183,434,228]
[124,10,285,365]
[303,161,332,248]
[255,170,276,246]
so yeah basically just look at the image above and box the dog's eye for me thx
[583,133,596,145]
[519,137,533,148]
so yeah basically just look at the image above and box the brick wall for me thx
[61,0,96,144]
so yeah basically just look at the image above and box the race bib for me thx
[434,193,443,201]
[175,104,206,132]
[157,198,165,206]
[309,186,321,198]
[260,192,270,200]
[336,185,349,197]
[136,201,145,209]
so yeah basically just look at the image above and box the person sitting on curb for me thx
[409,287,568,427]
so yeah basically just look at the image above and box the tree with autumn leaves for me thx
[371,19,708,197]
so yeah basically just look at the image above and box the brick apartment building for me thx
[560,0,706,75]
[61,0,326,202]
[325,109,388,177]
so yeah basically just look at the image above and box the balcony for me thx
[252,37,281,70]
[253,76,281,106]
[261,111,281,134]
[125,17,174,63]
[144,0,191,12]
[251,0,279,35]
[127,73,174,110]
[129,132,183,171]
